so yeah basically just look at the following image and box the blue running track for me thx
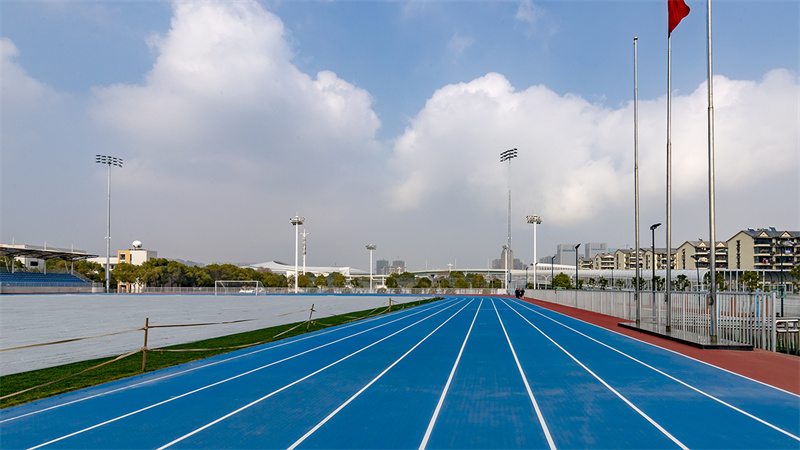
[2,296,798,449]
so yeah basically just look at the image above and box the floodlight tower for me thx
[95,155,123,293]
[526,215,542,289]
[366,244,376,292]
[290,216,305,293]
[500,148,518,292]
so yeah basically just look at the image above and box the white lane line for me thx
[156,298,465,450]
[419,298,483,450]
[2,297,457,426]
[501,299,689,450]
[492,300,557,450]
[509,298,800,443]
[26,299,463,450]
[287,299,476,450]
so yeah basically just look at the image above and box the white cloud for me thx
[515,0,543,28]
[388,69,800,250]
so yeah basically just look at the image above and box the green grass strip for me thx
[1,297,442,409]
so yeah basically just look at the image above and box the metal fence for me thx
[530,289,782,352]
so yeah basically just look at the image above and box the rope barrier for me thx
[0,328,144,353]
[2,298,438,401]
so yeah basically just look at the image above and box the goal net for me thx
[214,280,266,295]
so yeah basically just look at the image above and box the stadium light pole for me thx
[526,215,542,289]
[500,148,518,293]
[95,155,123,294]
[290,216,305,293]
[366,244,376,292]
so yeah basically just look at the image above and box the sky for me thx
[2,0,798,272]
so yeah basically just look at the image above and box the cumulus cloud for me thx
[92,1,380,179]
[388,69,799,249]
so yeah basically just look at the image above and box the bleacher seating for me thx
[0,271,91,287]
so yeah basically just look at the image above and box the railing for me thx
[530,289,784,352]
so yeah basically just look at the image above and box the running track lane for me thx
[1,295,797,449]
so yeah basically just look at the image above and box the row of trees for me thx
[550,267,800,292]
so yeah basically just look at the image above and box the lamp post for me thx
[692,253,701,292]
[550,255,555,289]
[290,216,305,293]
[500,148,518,293]
[366,244,376,293]
[574,243,581,289]
[650,222,661,320]
[526,215,542,289]
[95,155,123,294]
[778,240,790,317]
[525,264,529,288]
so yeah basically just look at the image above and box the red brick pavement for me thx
[521,296,800,395]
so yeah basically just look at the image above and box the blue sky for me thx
[2,0,798,270]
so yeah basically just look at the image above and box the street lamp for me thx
[550,255,556,289]
[95,155,123,293]
[526,215,542,289]
[574,243,581,289]
[691,253,701,292]
[290,216,305,293]
[650,222,662,320]
[366,244,376,293]
[501,148,518,293]
[778,239,791,317]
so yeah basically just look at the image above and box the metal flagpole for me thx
[706,0,718,342]
[666,35,673,332]
[634,37,641,326]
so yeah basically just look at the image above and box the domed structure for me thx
[132,240,143,249]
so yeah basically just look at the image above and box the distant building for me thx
[584,242,608,260]
[492,248,523,270]
[390,260,406,274]
[88,240,157,272]
[555,244,578,265]
[376,259,390,275]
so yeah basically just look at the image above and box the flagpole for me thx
[706,0,718,343]
[633,36,641,327]
[666,36,673,332]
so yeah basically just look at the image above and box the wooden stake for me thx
[307,304,315,331]
[142,317,149,372]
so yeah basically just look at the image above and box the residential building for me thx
[614,248,644,270]
[727,228,799,271]
[593,252,615,270]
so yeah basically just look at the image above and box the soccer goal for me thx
[214,280,266,295]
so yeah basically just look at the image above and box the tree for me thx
[741,271,762,292]
[790,264,800,291]
[703,272,728,291]
[414,277,432,288]
[454,277,470,289]
[331,273,347,288]
[587,277,597,289]
[674,274,690,291]
[489,278,502,288]
[313,275,328,287]
[298,274,313,287]
[632,277,647,290]
[385,276,398,288]
[470,274,487,288]
[112,263,142,285]
[552,273,572,289]
[597,277,609,290]
[350,278,363,288]
[437,278,451,289]
[614,279,625,290]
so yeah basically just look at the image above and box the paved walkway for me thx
[523,296,800,395]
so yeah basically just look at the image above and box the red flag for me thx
[668,0,691,36]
